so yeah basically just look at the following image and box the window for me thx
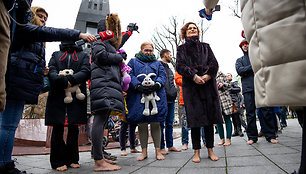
[88,1,92,8]
[99,3,103,10]
[94,3,97,10]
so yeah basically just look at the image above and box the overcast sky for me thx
[31,0,243,76]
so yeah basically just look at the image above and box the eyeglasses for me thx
[36,13,48,21]
[143,49,153,52]
[187,27,197,31]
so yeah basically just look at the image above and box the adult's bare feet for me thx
[160,149,169,155]
[223,139,231,146]
[94,159,121,172]
[208,148,219,161]
[130,148,141,153]
[156,148,165,160]
[270,139,279,144]
[56,165,67,171]
[168,147,181,152]
[70,163,80,168]
[104,158,118,164]
[246,140,256,145]
[192,149,200,163]
[218,139,225,146]
[121,150,127,156]
[182,144,188,150]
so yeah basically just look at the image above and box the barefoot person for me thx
[126,42,167,161]
[176,22,223,163]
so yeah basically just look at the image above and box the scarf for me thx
[135,52,157,62]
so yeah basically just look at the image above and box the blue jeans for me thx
[0,99,25,166]
[160,103,175,149]
[181,106,205,145]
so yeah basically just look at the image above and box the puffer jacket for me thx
[241,0,306,107]
[6,23,80,104]
[126,58,167,124]
[161,61,177,103]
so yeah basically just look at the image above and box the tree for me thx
[226,0,241,18]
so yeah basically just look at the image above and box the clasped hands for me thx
[193,74,211,85]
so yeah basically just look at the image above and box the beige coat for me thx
[240,0,306,107]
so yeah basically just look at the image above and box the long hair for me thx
[180,22,200,40]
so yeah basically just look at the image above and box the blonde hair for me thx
[140,42,154,50]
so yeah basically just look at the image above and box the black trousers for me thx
[299,107,306,174]
[243,91,258,142]
[191,125,214,149]
[257,107,277,141]
[231,112,242,133]
[50,125,79,169]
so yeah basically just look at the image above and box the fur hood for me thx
[97,14,122,50]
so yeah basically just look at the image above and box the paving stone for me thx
[133,166,179,174]
[178,167,226,174]
[228,165,285,174]
[227,156,271,167]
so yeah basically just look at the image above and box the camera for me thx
[127,23,139,33]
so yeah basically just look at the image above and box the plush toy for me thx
[137,73,160,116]
[117,49,131,91]
[58,69,85,103]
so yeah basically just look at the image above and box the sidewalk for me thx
[14,119,302,174]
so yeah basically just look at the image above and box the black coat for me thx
[45,44,90,126]
[229,81,241,107]
[161,62,177,103]
[176,37,223,127]
[235,51,254,94]
[90,40,125,115]
[6,23,80,104]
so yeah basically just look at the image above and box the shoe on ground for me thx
[0,161,27,174]
[258,132,264,137]
[232,132,239,137]
[239,132,244,137]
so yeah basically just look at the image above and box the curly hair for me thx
[180,22,200,40]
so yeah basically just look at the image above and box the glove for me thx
[147,82,161,92]
[119,52,127,60]
[135,84,151,94]
[55,76,68,89]
[127,23,139,33]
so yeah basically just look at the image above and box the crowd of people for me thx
[0,0,305,173]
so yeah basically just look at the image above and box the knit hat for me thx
[239,38,248,47]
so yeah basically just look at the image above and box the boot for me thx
[0,161,27,174]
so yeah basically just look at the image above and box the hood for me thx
[97,13,122,50]
[59,41,83,52]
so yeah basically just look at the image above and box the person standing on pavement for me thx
[45,41,90,171]
[159,49,181,155]
[0,4,96,173]
[226,73,244,137]
[176,22,223,163]
[126,42,167,161]
[236,38,278,145]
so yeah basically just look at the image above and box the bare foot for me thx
[130,148,141,153]
[192,149,200,163]
[104,158,118,164]
[121,150,127,156]
[94,159,121,172]
[160,149,169,155]
[223,139,231,146]
[208,148,219,161]
[168,147,181,152]
[218,139,225,146]
[246,140,256,145]
[155,148,165,160]
[182,144,188,150]
[56,165,67,171]
[136,154,147,161]
[70,163,80,168]
[270,139,278,144]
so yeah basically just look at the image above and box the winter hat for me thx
[239,38,248,47]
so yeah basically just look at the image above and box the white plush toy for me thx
[137,73,160,116]
[58,69,85,104]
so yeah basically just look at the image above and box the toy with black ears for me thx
[58,69,85,103]
[137,73,160,116]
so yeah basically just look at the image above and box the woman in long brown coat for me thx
[176,22,223,163]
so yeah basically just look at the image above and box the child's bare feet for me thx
[246,140,256,145]
[137,148,148,161]
[218,139,225,146]
[208,148,219,161]
[270,139,278,144]
[182,144,188,150]
[160,149,169,155]
[121,150,127,156]
[192,149,200,163]
[56,165,67,171]
[223,139,231,146]
[94,159,121,172]
[155,148,165,160]
[70,163,80,168]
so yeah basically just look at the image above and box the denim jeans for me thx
[160,103,175,149]
[0,99,25,166]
